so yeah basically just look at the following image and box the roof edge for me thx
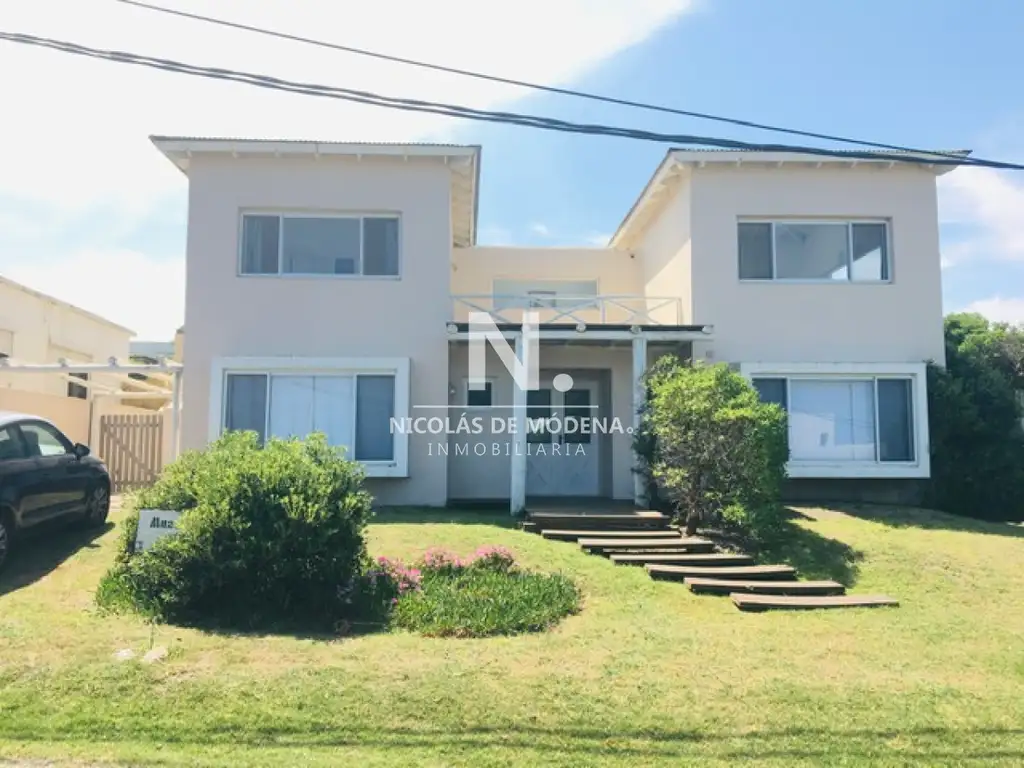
[610,147,974,248]
[0,275,136,336]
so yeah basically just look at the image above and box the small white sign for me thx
[135,509,182,553]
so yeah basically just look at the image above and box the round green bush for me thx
[388,548,581,638]
[96,431,373,632]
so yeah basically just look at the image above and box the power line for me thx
[116,0,974,164]
[2,30,1020,170]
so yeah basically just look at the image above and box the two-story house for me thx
[154,137,951,512]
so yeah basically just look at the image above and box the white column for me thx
[170,368,183,462]
[511,332,529,515]
[632,335,648,508]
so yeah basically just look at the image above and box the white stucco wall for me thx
[635,178,692,324]
[0,278,132,397]
[687,164,946,365]
[180,155,454,506]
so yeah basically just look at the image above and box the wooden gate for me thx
[98,414,164,492]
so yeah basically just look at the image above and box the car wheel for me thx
[0,512,12,572]
[84,484,110,527]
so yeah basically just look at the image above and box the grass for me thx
[1,501,1024,766]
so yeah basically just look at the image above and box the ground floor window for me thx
[224,372,395,461]
[751,373,917,465]
[214,357,409,476]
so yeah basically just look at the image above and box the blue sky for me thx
[1,0,1022,339]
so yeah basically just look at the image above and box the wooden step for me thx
[686,578,845,596]
[522,521,540,533]
[732,593,898,612]
[541,529,682,542]
[579,537,711,552]
[610,553,752,567]
[646,564,797,581]
[527,513,670,530]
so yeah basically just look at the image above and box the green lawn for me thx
[1,502,1023,766]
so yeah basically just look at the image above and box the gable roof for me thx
[150,136,482,247]
[610,147,973,249]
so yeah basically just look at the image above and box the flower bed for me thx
[361,546,580,638]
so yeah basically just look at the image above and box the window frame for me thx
[210,357,410,477]
[738,219,892,284]
[237,211,402,280]
[741,362,929,479]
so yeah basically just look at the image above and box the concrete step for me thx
[686,578,846,596]
[527,513,670,531]
[580,538,715,554]
[610,552,753,567]
[541,529,683,542]
[732,594,899,612]
[647,564,797,581]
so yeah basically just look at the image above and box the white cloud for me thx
[0,0,693,340]
[529,222,551,237]
[2,249,185,341]
[939,166,1024,266]
[960,296,1024,326]
[0,0,695,210]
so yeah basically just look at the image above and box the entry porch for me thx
[445,323,711,513]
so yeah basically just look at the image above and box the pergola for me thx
[0,357,184,459]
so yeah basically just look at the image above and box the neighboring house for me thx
[154,137,954,510]
[0,275,135,445]
[0,275,133,399]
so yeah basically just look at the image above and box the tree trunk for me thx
[685,509,700,536]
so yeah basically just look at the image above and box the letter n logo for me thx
[468,311,539,392]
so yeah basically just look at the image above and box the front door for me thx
[526,380,600,497]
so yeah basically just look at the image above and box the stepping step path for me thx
[522,509,897,612]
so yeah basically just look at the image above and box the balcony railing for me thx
[451,294,685,326]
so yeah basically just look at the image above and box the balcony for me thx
[451,294,685,326]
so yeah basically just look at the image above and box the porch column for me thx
[510,332,529,515]
[632,335,648,508]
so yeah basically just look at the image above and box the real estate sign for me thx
[135,509,182,553]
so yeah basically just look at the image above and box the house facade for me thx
[155,137,951,511]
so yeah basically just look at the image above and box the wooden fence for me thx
[98,413,164,493]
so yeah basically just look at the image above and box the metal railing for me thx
[451,294,685,326]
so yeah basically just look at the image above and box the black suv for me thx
[0,411,111,571]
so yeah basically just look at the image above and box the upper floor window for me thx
[240,214,400,277]
[738,220,889,282]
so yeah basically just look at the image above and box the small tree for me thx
[635,358,788,536]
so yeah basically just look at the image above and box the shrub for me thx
[96,431,375,631]
[926,314,1024,522]
[635,358,788,537]
[392,568,580,638]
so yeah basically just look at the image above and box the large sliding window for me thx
[738,221,890,282]
[240,214,400,277]
[750,375,917,466]
[222,369,398,464]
